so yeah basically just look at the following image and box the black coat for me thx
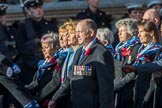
[0,54,35,107]
[52,40,115,108]
[0,24,20,63]
[134,47,161,108]
[76,7,112,29]
[16,18,58,84]
[16,18,58,70]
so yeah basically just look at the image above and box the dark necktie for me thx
[78,49,86,63]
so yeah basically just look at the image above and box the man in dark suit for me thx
[16,0,58,84]
[48,19,115,108]
[75,0,112,29]
[0,2,21,74]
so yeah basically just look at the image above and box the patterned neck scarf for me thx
[61,47,74,83]
[37,57,56,81]
[106,44,115,54]
[133,42,161,66]
[114,36,140,61]
[37,48,68,81]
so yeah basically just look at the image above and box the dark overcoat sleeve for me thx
[35,70,61,102]
[137,59,162,73]
[51,77,70,102]
[96,50,115,108]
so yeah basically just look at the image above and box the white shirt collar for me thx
[83,37,97,51]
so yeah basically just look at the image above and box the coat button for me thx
[13,45,16,48]
[11,35,14,39]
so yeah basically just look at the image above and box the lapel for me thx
[78,40,98,65]
[73,46,83,65]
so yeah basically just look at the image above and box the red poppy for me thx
[49,57,55,63]
[55,64,61,71]
[144,55,150,63]
[85,48,91,55]
[122,48,131,57]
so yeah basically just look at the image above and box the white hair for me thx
[96,28,114,44]
[115,18,138,36]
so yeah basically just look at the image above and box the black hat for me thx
[24,0,43,9]
[0,3,8,15]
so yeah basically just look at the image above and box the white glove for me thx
[12,63,21,74]
[6,67,13,77]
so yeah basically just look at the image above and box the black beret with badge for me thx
[23,0,43,9]
[0,2,8,15]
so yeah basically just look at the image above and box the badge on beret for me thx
[6,67,13,77]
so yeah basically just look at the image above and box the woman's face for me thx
[118,25,131,43]
[41,42,56,59]
[67,30,78,46]
[138,26,152,45]
[59,32,68,49]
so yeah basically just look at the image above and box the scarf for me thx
[61,47,74,83]
[133,42,161,66]
[37,57,56,81]
[106,44,115,54]
[37,48,68,81]
[114,36,140,61]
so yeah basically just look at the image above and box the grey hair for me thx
[41,32,59,46]
[96,28,114,44]
[115,18,138,36]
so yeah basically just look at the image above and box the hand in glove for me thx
[122,65,137,74]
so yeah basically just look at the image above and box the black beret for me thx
[24,0,43,9]
[0,3,8,15]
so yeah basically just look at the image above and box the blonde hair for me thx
[64,19,79,31]
[58,24,67,33]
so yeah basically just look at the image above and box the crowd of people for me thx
[0,0,162,108]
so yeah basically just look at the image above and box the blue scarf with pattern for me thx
[106,44,115,54]
[37,48,68,81]
[114,36,140,61]
[133,42,161,66]
[61,47,74,83]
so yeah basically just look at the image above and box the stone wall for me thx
[5,0,151,25]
